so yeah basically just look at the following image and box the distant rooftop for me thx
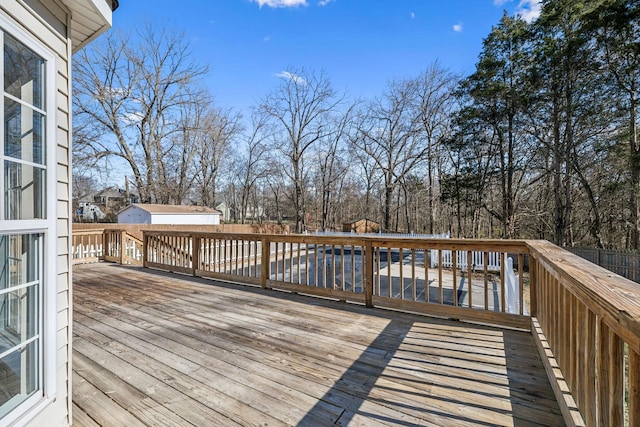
[127,203,221,215]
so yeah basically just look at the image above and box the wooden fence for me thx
[566,247,640,283]
[73,223,291,240]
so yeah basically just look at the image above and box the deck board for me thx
[72,263,564,426]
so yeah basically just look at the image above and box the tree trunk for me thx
[630,84,640,249]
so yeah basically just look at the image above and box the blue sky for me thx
[111,0,541,116]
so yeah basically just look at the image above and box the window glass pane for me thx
[0,287,39,344]
[4,161,45,220]
[3,33,44,109]
[4,98,44,164]
[0,234,41,417]
[0,235,41,291]
[0,341,39,418]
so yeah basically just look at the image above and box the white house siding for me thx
[0,1,71,425]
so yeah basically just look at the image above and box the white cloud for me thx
[263,36,271,42]
[452,23,463,33]
[515,0,541,23]
[411,11,415,19]
[123,111,144,124]
[492,0,542,23]
[276,71,307,85]
[318,0,334,5]
[252,0,307,8]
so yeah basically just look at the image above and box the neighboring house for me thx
[0,1,115,426]
[215,202,264,222]
[75,185,138,219]
[245,205,264,221]
[343,218,381,234]
[91,185,138,209]
[118,204,222,225]
[74,186,138,222]
[215,202,234,222]
[76,203,106,221]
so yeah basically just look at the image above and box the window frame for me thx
[0,12,58,426]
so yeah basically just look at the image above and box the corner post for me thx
[261,236,269,289]
[143,232,149,268]
[529,255,537,317]
[192,234,201,277]
[119,230,126,265]
[103,229,109,261]
[365,239,374,308]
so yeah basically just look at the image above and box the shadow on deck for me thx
[71,263,563,426]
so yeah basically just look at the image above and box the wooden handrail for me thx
[527,240,640,353]
[142,231,531,329]
[527,240,640,426]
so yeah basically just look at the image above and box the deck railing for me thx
[72,229,143,265]
[528,240,640,427]
[143,231,531,329]
[141,231,640,427]
[72,228,640,426]
[72,230,105,264]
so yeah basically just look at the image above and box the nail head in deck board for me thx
[73,263,564,426]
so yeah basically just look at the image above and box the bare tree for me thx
[192,107,241,207]
[73,24,209,204]
[159,87,213,204]
[349,134,382,222]
[353,78,425,232]
[259,67,342,232]
[233,112,269,223]
[263,162,288,225]
[314,102,358,230]
[413,62,459,233]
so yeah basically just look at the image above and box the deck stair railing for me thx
[72,229,143,265]
[72,230,104,264]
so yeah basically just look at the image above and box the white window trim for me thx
[0,12,59,427]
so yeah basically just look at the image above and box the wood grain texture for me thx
[527,240,640,354]
[72,263,563,426]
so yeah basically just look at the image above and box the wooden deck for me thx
[71,263,564,427]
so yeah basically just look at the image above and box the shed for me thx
[343,218,380,234]
[0,0,115,425]
[118,204,222,225]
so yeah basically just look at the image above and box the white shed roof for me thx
[119,204,222,215]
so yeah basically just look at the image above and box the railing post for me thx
[143,232,148,268]
[529,255,537,317]
[365,239,373,308]
[261,236,269,289]
[119,230,126,265]
[192,234,200,277]
[103,230,109,261]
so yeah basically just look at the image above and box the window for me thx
[3,32,46,221]
[0,19,55,423]
[0,234,42,417]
